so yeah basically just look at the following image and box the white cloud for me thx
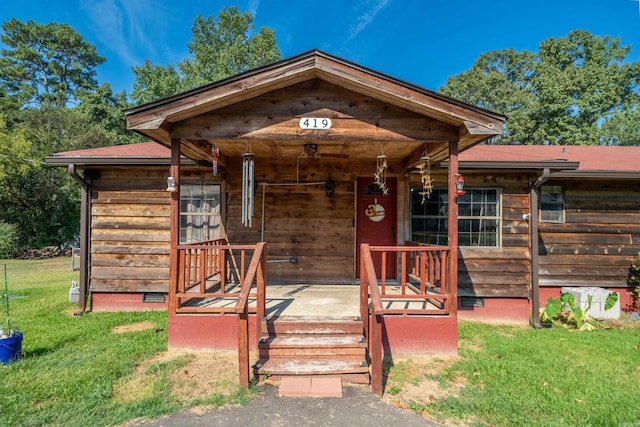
[347,0,391,41]
[248,0,260,18]
[80,0,171,67]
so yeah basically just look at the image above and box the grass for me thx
[0,258,254,427]
[387,321,640,426]
[4,258,640,426]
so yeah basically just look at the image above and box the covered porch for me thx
[124,50,504,394]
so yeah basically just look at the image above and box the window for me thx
[540,185,564,223]
[180,183,222,243]
[410,188,501,247]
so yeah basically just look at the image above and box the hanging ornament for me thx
[211,145,220,176]
[414,154,433,204]
[374,146,389,196]
[241,150,255,227]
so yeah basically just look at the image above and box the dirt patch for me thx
[381,355,463,423]
[113,350,240,406]
[112,321,157,334]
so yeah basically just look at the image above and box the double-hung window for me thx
[540,185,564,223]
[180,183,222,243]
[410,188,501,247]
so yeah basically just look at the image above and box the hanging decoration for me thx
[414,152,433,204]
[211,145,220,176]
[374,146,389,196]
[241,149,255,227]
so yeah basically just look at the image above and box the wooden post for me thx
[447,140,459,317]
[370,313,383,396]
[238,308,249,388]
[169,138,181,315]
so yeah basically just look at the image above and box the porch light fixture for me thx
[455,174,466,196]
[325,176,334,199]
[166,175,176,192]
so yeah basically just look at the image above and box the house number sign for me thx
[299,117,332,130]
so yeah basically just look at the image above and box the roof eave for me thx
[44,156,194,167]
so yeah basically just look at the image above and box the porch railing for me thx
[359,242,452,395]
[172,239,263,314]
[234,242,267,388]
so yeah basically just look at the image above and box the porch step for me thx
[261,315,363,334]
[255,315,370,385]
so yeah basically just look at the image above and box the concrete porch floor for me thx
[183,283,443,317]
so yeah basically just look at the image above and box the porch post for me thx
[447,141,459,317]
[169,138,181,314]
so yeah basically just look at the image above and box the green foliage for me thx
[441,30,640,145]
[627,252,640,311]
[0,221,18,258]
[0,18,105,108]
[541,291,619,330]
[132,7,281,104]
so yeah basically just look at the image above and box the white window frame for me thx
[180,183,222,243]
[410,187,502,248]
[540,184,565,223]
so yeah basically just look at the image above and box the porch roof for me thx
[124,50,505,165]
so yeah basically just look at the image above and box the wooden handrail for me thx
[360,242,453,396]
[234,242,267,388]
[360,243,383,396]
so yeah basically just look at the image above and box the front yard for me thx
[2,257,639,426]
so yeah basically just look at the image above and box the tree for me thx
[441,30,640,145]
[131,60,183,105]
[0,18,105,108]
[132,7,281,104]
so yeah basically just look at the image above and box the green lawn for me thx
[2,258,640,426]
[0,258,251,427]
[422,322,640,426]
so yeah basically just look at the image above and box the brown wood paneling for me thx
[538,179,639,290]
[89,169,177,294]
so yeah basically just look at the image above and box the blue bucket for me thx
[0,333,23,364]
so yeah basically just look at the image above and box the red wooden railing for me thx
[234,242,267,388]
[171,239,264,314]
[171,240,267,388]
[360,242,452,395]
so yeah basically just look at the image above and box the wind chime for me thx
[413,148,433,204]
[374,146,389,195]
[211,145,220,176]
[241,148,255,227]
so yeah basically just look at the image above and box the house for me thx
[45,50,639,392]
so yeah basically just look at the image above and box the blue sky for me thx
[1,0,639,97]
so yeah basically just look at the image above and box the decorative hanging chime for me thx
[241,150,255,227]
[374,146,389,196]
[414,153,434,204]
[211,145,220,176]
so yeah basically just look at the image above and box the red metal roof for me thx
[461,145,640,172]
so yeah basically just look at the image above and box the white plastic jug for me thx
[69,281,79,303]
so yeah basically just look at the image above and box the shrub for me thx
[0,221,18,258]
[627,252,640,312]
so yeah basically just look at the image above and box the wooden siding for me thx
[539,180,640,288]
[225,156,406,283]
[409,170,532,298]
[89,167,220,293]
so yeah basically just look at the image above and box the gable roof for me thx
[124,50,506,164]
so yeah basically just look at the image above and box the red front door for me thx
[356,177,397,279]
